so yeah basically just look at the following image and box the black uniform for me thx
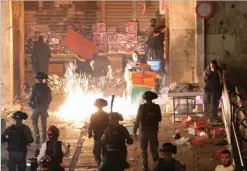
[134,102,162,170]
[31,40,51,74]
[205,70,222,119]
[45,141,65,171]
[2,124,34,171]
[152,158,185,171]
[29,82,52,144]
[88,111,109,166]
[99,125,133,171]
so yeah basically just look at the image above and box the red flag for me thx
[62,29,98,59]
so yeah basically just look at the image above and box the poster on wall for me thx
[159,0,166,15]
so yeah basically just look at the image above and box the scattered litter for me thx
[175,137,190,145]
[174,130,181,140]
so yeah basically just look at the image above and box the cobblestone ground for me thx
[1,97,222,171]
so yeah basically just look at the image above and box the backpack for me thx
[45,141,63,163]
[34,83,51,108]
[45,141,64,171]
[107,125,125,150]
[140,104,160,128]
[7,125,27,152]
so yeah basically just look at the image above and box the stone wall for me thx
[206,1,247,86]
[168,1,196,84]
[1,1,14,106]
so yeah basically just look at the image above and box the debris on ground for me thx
[169,83,203,93]
[175,137,190,146]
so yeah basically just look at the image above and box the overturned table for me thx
[168,91,204,122]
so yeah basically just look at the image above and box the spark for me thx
[48,62,140,123]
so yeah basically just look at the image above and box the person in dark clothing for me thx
[99,112,133,171]
[91,52,112,78]
[76,58,93,76]
[146,30,161,60]
[88,98,110,167]
[204,60,222,120]
[153,142,184,171]
[29,72,52,145]
[31,36,51,74]
[1,111,34,171]
[37,125,66,171]
[133,91,162,171]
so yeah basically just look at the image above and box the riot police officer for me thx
[133,91,162,171]
[29,72,52,145]
[37,125,66,171]
[88,98,110,166]
[1,111,34,171]
[152,142,185,171]
[99,112,133,171]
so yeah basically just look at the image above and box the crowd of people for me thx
[2,75,234,171]
[3,18,234,171]
[1,72,186,171]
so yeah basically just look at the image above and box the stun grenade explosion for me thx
[48,62,140,125]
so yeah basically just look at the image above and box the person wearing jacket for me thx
[88,98,110,166]
[152,142,185,171]
[99,112,133,171]
[133,91,162,171]
[1,111,34,171]
[37,125,66,171]
[204,60,222,120]
[31,35,51,74]
[29,72,52,145]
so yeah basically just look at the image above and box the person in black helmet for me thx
[1,111,34,171]
[99,112,133,171]
[37,125,66,171]
[29,72,52,145]
[133,91,162,171]
[153,142,185,171]
[88,98,110,166]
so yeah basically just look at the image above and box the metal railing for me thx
[222,75,247,170]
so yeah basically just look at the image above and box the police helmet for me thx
[160,142,177,154]
[142,91,158,101]
[94,98,108,107]
[35,72,48,80]
[38,155,51,169]
[47,125,60,138]
[109,112,124,121]
[12,111,28,120]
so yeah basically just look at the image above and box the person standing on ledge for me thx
[31,35,51,75]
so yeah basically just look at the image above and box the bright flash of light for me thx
[48,62,141,123]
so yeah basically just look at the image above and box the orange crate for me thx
[143,71,158,78]
[131,72,143,79]
[194,121,208,129]
[132,79,143,85]
[191,137,208,145]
